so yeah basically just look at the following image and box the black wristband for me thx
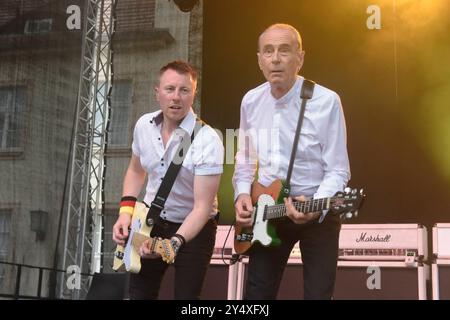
[121,196,137,202]
[173,233,186,246]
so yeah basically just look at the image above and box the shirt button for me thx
[158,137,161,141]
[161,163,164,166]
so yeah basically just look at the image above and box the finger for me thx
[235,200,248,213]
[308,211,321,221]
[235,196,253,212]
[121,224,129,238]
[238,210,251,219]
[141,241,150,255]
[113,234,125,246]
[243,197,253,212]
[112,227,124,244]
[283,197,294,211]
[112,224,120,238]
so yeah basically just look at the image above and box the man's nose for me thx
[171,89,181,99]
[271,50,281,63]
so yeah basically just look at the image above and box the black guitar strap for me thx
[145,118,204,227]
[284,79,315,194]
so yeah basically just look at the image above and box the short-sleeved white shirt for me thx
[132,109,224,223]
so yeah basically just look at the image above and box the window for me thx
[24,19,53,34]
[0,87,25,150]
[108,81,132,147]
[0,209,11,287]
[102,209,118,273]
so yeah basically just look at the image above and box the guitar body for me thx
[113,202,153,273]
[234,180,288,255]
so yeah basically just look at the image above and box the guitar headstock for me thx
[330,187,365,220]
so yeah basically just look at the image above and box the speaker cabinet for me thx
[158,259,238,299]
[431,260,450,300]
[236,258,429,300]
[334,261,428,300]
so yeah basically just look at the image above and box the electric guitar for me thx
[112,202,175,273]
[234,180,365,255]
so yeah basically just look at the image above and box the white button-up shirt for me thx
[132,109,224,223]
[233,76,350,218]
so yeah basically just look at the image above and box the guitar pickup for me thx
[115,251,124,259]
[236,233,253,242]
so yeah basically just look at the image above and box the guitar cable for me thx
[221,220,241,266]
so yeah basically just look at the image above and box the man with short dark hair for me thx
[113,60,224,299]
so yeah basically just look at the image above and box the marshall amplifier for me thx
[158,225,239,300]
[336,224,428,300]
[431,223,450,300]
[235,224,429,300]
[235,257,429,300]
[339,223,428,263]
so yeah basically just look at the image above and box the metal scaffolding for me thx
[59,0,115,299]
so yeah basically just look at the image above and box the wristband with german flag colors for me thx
[119,196,137,216]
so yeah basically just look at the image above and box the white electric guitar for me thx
[113,202,175,273]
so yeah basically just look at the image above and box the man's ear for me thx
[154,86,159,102]
[298,50,305,71]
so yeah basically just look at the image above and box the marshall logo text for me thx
[356,232,391,243]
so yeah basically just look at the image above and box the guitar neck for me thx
[265,197,332,220]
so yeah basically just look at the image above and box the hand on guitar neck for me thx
[138,238,162,259]
[284,195,321,224]
[138,237,178,264]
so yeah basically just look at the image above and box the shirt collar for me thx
[151,108,197,136]
[274,75,303,106]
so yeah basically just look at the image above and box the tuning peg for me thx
[353,210,359,218]
[345,212,353,219]
[344,187,351,193]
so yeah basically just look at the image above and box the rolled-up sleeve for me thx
[193,127,224,176]
[131,117,143,157]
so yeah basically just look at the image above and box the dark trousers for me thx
[244,214,341,300]
[129,217,217,300]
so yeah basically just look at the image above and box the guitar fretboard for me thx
[264,197,335,220]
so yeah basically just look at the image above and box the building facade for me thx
[0,0,203,298]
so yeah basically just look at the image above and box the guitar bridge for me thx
[236,233,253,242]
